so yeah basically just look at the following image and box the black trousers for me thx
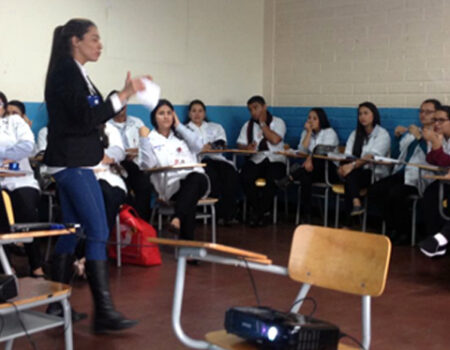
[8,187,43,271]
[98,180,127,233]
[204,159,239,221]
[291,159,338,216]
[342,168,372,215]
[422,180,450,237]
[171,172,208,240]
[121,160,153,221]
[368,171,418,237]
[240,159,286,218]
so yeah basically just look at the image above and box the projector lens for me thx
[267,326,278,341]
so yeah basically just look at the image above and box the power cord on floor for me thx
[7,301,38,350]
[242,258,261,306]
[288,296,317,317]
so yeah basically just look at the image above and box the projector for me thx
[225,306,340,350]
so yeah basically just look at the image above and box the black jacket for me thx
[44,57,116,167]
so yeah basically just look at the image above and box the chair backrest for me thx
[288,225,391,296]
[1,191,15,226]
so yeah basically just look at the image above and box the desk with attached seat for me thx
[149,225,391,350]
[0,230,75,350]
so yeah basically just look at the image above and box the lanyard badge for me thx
[87,95,100,107]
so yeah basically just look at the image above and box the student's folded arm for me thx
[139,137,158,168]
[0,140,34,161]
[175,124,203,154]
[426,147,450,167]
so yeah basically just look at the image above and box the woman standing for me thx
[139,99,209,241]
[186,100,239,225]
[44,18,145,332]
[337,102,390,219]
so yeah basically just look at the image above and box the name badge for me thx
[87,95,100,107]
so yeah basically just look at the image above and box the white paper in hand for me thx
[136,78,160,110]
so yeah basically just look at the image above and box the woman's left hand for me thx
[172,111,180,128]
[303,157,314,172]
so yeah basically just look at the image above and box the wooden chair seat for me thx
[205,329,359,350]
[331,184,367,196]
[0,277,71,310]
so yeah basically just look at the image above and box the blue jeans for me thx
[53,168,109,260]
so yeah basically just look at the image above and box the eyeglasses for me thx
[420,109,435,115]
[432,118,450,124]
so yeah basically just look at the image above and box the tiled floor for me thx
[10,221,450,349]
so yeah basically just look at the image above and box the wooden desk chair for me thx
[205,226,391,350]
[158,226,391,350]
[0,278,72,350]
[145,163,218,243]
[151,197,218,243]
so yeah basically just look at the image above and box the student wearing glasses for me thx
[420,106,450,257]
[368,99,440,244]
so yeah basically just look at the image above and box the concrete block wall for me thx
[268,0,450,107]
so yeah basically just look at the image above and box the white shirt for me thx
[139,123,210,201]
[236,116,287,164]
[187,121,235,167]
[345,124,391,180]
[108,116,144,166]
[297,128,339,153]
[0,114,39,191]
[393,131,433,191]
[36,127,48,152]
[93,123,127,193]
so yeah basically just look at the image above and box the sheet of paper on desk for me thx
[136,78,160,110]
[327,152,355,160]
[373,155,400,164]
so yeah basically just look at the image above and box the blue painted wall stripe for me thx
[24,102,420,148]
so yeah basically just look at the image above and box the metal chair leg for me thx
[273,196,277,224]
[334,194,340,228]
[411,198,418,246]
[115,213,121,268]
[295,186,301,226]
[211,204,216,243]
[324,187,329,227]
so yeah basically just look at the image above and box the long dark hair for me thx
[0,91,7,117]
[352,102,381,157]
[151,99,175,131]
[45,18,95,95]
[187,99,208,123]
[310,107,330,130]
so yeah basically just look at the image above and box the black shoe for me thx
[46,303,88,322]
[275,176,291,190]
[350,205,365,216]
[419,233,448,258]
[86,260,138,333]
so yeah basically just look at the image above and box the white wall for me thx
[0,0,264,105]
[270,0,450,107]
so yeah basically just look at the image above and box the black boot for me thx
[46,253,88,322]
[86,260,138,333]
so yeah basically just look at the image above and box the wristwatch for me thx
[260,121,267,128]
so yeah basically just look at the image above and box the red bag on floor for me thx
[109,204,162,266]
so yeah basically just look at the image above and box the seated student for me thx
[0,91,44,277]
[369,99,440,244]
[275,108,339,223]
[337,102,390,218]
[36,126,48,153]
[107,97,153,221]
[94,123,127,232]
[419,106,450,256]
[186,99,239,225]
[139,99,209,241]
[7,100,32,127]
[237,95,286,227]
